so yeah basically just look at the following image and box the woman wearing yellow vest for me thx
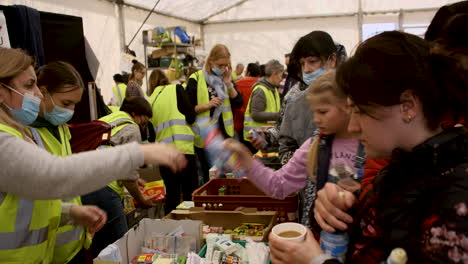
[109,73,128,112]
[149,75,197,215]
[243,59,283,146]
[83,97,158,258]
[0,48,187,263]
[186,44,243,182]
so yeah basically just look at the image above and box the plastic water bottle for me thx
[320,190,350,263]
[248,129,267,149]
[380,248,408,264]
[200,120,245,178]
[320,230,349,263]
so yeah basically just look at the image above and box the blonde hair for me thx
[305,70,348,182]
[204,44,231,73]
[306,70,346,105]
[0,48,34,138]
[148,69,169,96]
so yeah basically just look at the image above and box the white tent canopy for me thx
[3,0,460,101]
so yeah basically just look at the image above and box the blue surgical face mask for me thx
[211,67,225,77]
[302,67,326,86]
[2,84,41,125]
[44,94,74,126]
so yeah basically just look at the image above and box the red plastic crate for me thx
[192,178,298,222]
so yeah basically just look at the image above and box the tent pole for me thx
[398,9,404,31]
[200,24,205,50]
[115,1,127,52]
[357,0,363,43]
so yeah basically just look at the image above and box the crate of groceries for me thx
[166,207,277,242]
[192,178,298,222]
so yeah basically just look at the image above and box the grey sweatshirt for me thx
[0,133,144,200]
[250,78,280,122]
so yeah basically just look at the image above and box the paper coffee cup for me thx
[271,223,307,242]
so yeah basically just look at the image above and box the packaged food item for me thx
[206,233,233,244]
[135,253,158,264]
[209,167,220,180]
[200,120,245,178]
[248,129,267,149]
[143,180,166,201]
[215,240,238,256]
[218,185,226,195]
[154,253,178,264]
[176,201,195,210]
[211,250,222,264]
[232,223,267,241]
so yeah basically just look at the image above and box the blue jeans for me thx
[81,186,128,258]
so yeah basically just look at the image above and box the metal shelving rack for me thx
[142,29,196,94]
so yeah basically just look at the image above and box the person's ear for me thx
[325,53,337,70]
[399,90,420,124]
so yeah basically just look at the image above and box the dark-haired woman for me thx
[126,60,146,98]
[82,96,158,258]
[268,31,467,264]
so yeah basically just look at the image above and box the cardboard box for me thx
[165,208,277,242]
[94,219,203,264]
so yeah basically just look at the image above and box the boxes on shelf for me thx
[94,219,202,264]
[165,207,277,242]
[192,178,298,222]
[159,57,173,68]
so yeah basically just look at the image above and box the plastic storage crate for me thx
[192,178,298,222]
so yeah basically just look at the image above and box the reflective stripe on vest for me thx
[99,111,138,137]
[29,125,90,264]
[55,226,84,247]
[0,199,48,250]
[243,84,280,140]
[0,124,61,264]
[189,70,234,148]
[99,112,138,197]
[149,84,194,154]
[113,83,127,107]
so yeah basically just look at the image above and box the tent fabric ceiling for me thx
[123,0,459,23]
[123,0,245,22]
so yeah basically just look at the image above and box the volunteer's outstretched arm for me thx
[0,133,186,199]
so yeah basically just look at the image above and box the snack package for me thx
[206,233,233,244]
[143,180,166,200]
[135,253,158,264]
[200,120,245,178]
[215,240,238,256]
[245,238,269,264]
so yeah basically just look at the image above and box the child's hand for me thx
[314,183,355,232]
[247,130,267,150]
[223,139,254,171]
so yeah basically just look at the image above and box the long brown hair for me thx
[0,48,34,137]
[148,69,169,96]
[204,44,231,73]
